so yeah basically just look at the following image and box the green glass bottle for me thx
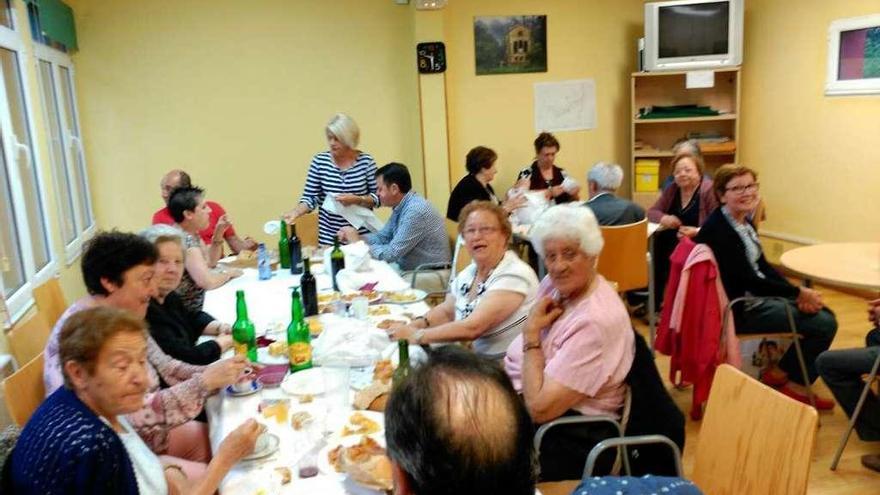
[279,219,291,269]
[392,340,410,387]
[232,290,257,362]
[287,288,313,373]
[330,236,346,292]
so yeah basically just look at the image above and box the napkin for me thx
[321,194,384,232]
[335,268,409,293]
[311,315,389,367]
[511,190,550,226]
[325,240,371,272]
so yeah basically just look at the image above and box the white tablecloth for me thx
[204,261,428,333]
[203,261,429,494]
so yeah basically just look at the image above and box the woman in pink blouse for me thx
[505,205,635,481]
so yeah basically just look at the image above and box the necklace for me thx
[464,252,506,300]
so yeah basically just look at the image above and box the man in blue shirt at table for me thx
[338,162,450,282]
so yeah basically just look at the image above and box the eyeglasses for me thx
[725,183,760,194]
[462,226,500,237]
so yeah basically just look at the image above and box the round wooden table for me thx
[779,242,880,292]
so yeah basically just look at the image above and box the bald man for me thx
[385,346,536,495]
[151,169,257,254]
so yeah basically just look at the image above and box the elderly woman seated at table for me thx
[141,224,234,364]
[9,307,260,495]
[647,152,717,309]
[43,231,252,478]
[505,204,634,481]
[388,201,539,361]
[696,164,837,409]
[168,185,243,312]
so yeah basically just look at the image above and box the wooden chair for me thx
[293,212,319,247]
[598,219,656,350]
[597,219,649,292]
[691,364,818,495]
[32,278,67,328]
[7,311,51,367]
[2,353,46,426]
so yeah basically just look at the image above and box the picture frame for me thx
[474,15,547,75]
[825,14,880,96]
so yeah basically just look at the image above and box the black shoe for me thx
[861,454,880,473]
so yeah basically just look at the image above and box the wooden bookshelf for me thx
[630,67,741,208]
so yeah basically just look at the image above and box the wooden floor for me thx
[633,284,880,494]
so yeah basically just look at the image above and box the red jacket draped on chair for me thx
[655,237,741,420]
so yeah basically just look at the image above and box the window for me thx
[826,14,880,96]
[0,9,55,319]
[35,46,95,262]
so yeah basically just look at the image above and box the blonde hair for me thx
[326,113,360,149]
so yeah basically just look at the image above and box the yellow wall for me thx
[443,0,645,199]
[68,0,423,245]
[741,0,880,243]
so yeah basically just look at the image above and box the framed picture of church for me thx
[474,15,547,75]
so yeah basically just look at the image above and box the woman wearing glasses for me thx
[696,164,837,409]
[387,201,538,361]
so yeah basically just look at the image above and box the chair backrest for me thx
[623,329,685,476]
[597,220,648,292]
[2,353,46,426]
[450,235,473,281]
[295,212,319,247]
[32,278,67,328]
[7,311,51,367]
[692,364,818,495]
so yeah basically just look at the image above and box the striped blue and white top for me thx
[299,151,379,246]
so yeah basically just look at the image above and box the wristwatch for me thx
[412,329,427,345]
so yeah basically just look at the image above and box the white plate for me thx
[257,346,289,366]
[241,432,280,462]
[281,368,326,396]
[369,315,411,330]
[327,410,385,440]
[318,433,387,476]
[382,289,428,304]
[341,291,383,305]
[366,304,398,317]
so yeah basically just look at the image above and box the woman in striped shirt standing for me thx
[284,113,378,246]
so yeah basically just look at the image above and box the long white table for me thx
[203,261,429,494]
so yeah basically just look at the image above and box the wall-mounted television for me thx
[644,0,743,72]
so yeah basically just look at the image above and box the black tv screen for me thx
[658,2,730,58]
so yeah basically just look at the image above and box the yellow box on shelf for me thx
[635,159,660,192]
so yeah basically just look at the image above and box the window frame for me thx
[0,12,58,321]
[825,14,880,96]
[34,43,95,264]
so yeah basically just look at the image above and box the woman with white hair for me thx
[505,204,635,480]
[284,113,378,246]
[141,224,234,365]
[585,162,645,225]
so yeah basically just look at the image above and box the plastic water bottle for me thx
[257,243,272,280]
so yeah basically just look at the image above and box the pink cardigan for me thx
[647,178,717,226]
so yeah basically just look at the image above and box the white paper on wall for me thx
[534,78,597,132]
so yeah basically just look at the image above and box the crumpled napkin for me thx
[311,316,389,367]
[325,240,371,272]
[322,194,384,232]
